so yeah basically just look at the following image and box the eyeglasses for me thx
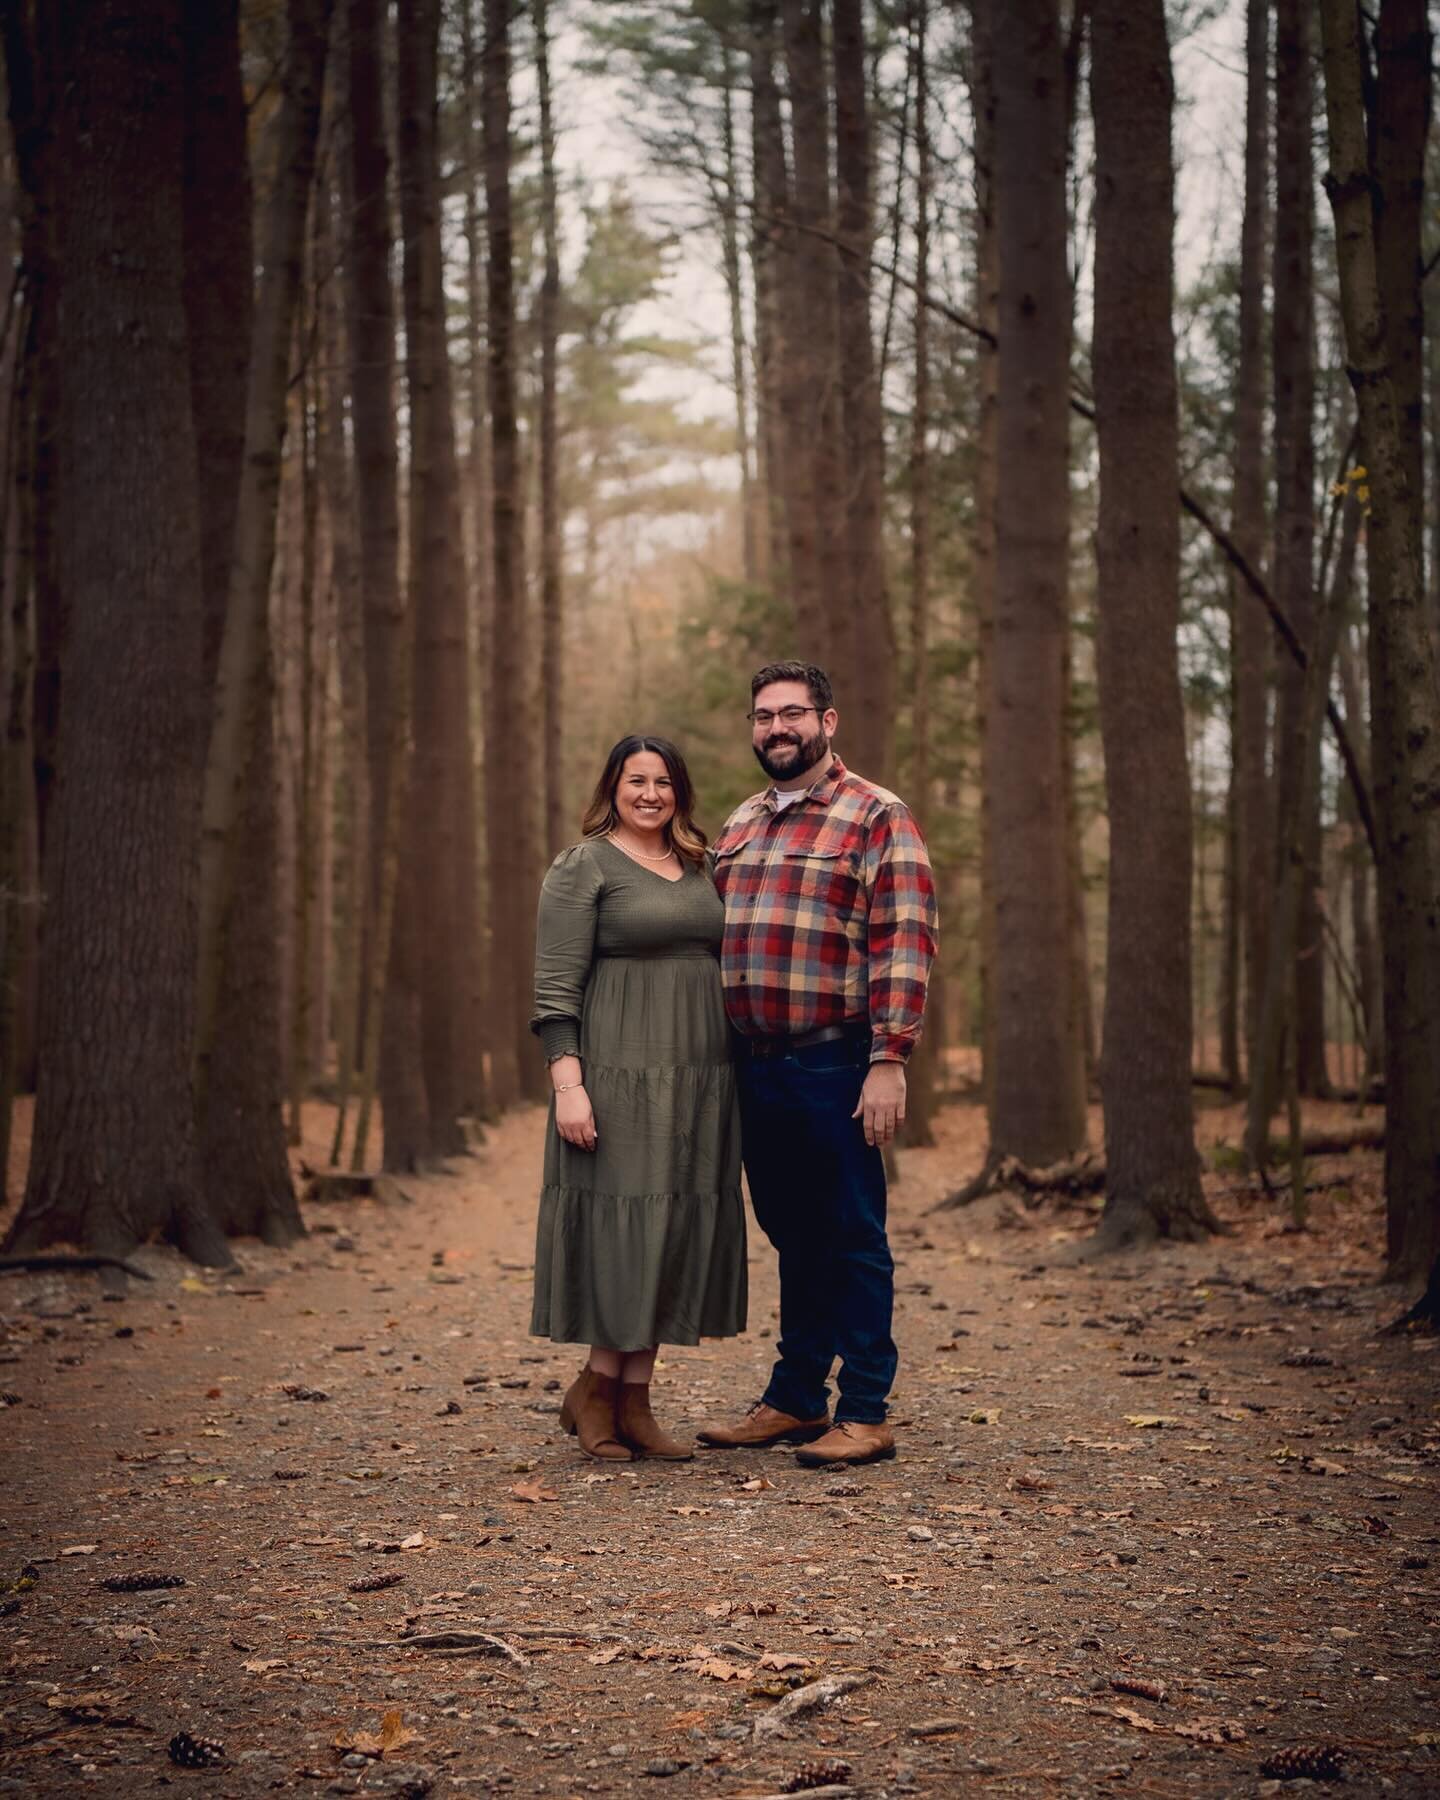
[746,705,819,728]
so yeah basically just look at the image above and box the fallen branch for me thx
[0,1254,153,1281]
[932,1152,1104,1213]
[934,1124,1384,1215]
[386,1628,528,1666]
[752,1672,873,1740]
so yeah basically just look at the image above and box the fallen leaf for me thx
[759,1651,811,1671]
[739,1476,775,1493]
[684,1656,747,1681]
[61,1545,98,1556]
[333,1709,418,1758]
[510,1478,559,1504]
[1307,1459,1349,1478]
[587,1645,626,1665]
[1123,1415,1178,1430]
[242,1658,287,1676]
[672,1505,711,1517]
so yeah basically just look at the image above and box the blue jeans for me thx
[737,1037,897,1425]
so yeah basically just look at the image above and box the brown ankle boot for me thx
[618,1382,694,1460]
[574,1371,631,1460]
[558,1365,591,1436]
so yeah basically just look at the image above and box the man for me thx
[698,661,937,1467]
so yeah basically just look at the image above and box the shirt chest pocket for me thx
[779,843,864,919]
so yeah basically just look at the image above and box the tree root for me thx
[1383,1256,1440,1336]
[931,1150,1104,1213]
[0,1254,153,1280]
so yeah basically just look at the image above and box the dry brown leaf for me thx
[587,1645,626,1665]
[683,1656,747,1681]
[758,1651,811,1671]
[242,1657,287,1676]
[739,1475,775,1493]
[510,1478,559,1503]
[334,1709,418,1758]
[1123,1415,1178,1429]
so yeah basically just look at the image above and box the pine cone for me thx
[780,1758,853,1793]
[348,1572,404,1593]
[167,1731,225,1768]
[1258,1743,1346,1781]
[101,1572,186,1593]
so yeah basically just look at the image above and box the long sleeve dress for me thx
[529,839,747,1350]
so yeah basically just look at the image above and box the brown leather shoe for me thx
[558,1365,591,1436]
[617,1382,694,1460]
[695,1401,831,1449]
[573,1370,632,1461]
[794,1421,896,1467]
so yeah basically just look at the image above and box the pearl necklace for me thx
[607,832,675,863]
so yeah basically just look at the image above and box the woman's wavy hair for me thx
[581,735,708,867]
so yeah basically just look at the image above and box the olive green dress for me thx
[530,838,746,1350]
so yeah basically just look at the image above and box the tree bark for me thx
[988,0,1088,1166]
[965,0,999,1137]
[901,0,937,1151]
[718,46,760,589]
[781,0,847,674]
[397,0,483,1156]
[747,0,795,600]
[1088,0,1214,1249]
[1318,0,1440,1287]
[346,0,428,1167]
[483,0,537,1102]
[832,0,894,783]
[1268,0,1329,1101]
[4,0,224,1263]
[1229,0,1271,1096]
[536,0,565,860]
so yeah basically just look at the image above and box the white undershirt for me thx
[772,785,807,810]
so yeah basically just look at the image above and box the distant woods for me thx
[0,1,1436,1302]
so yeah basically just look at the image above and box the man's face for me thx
[750,681,838,782]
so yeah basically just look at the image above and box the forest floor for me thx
[1,1090,1436,1800]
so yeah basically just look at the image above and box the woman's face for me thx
[614,750,677,837]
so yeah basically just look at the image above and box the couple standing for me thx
[530,661,938,1469]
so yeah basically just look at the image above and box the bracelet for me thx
[555,1081,583,1094]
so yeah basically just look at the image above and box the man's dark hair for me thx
[750,660,834,712]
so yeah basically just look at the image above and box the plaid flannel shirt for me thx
[711,758,938,1062]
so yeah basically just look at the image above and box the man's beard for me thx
[754,723,831,782]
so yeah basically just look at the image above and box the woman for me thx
[530,735,746,1460]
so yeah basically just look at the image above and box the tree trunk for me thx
[781,0,847,674]
[4,0,224,1264]
[194,0,330,1084]
[1,4,63,879]
[318,153,367,1166]
[718,47,760,590]
[1230,0,1271,1095]
[832,0,894,783]
[1088,0,1214,1249]
[988,0,1088,1166]
[483,0,538,1101]
[965,0,999,1136]
[1318,0,1440,1285]
[747,0,794,600]
[458,0,493,1122]
[1372,0,1430,521]
[1268,0,1328,1101]
[397,0,483,1156]
[346,0,428,1167]
[536,0,565,860]
[901,0,937,1151]
[1337,626,1383,1076]
[0,282,30,1204]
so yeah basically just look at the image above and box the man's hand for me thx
[853,1060,906,1147]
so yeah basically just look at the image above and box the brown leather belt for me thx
[741,1024,863,1059]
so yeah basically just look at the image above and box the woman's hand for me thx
[555,1084,598,1151]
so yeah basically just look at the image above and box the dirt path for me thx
[1,1097,1436,1798]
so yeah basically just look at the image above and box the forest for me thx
[0,0,1436,1318]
